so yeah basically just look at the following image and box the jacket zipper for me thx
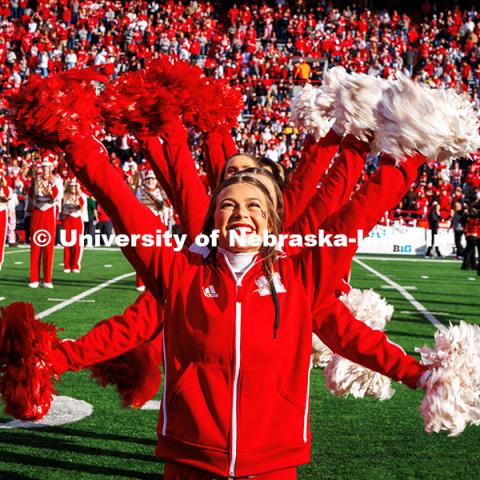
[229,295,242,477]
[224,256,258,477]
[161,332,168,435]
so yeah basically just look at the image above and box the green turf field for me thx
[0,247,479,480]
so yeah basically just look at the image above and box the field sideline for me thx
[0,247,479,480]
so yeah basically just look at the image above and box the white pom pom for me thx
[312,333,332,368]
[375,76,480,163]
[324,288,395,399]
[291,84,334,140]
[339,288,394,331]
[334,74,388,142]
[314,66,348,121]
[417,321,480,436]
[442,89,480,161]
[325,356,395,400]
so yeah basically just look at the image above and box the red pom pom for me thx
[100,56,205,136]
[0,302,62,420]
[89,337,162,408]
[9,67,107,148]
[183,79,244,132]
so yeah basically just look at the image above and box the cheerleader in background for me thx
[28,157,59,288]
[0,164,12,270]
[135,169,166,291]
[61,178,86,273]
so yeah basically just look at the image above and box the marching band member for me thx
[28,157,59,288]
[0,164,12,270]
[61,178,86,273]
[135,169,165,291]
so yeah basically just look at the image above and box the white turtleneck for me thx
[218,248,258,280]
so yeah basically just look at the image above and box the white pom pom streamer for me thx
[442,89,480,161]
[324,288,395,400]
[314,66,347,117]
[291,84,334,140]
[312,333,332,368]
[375,76,480,163]
[416,321,480,436]
[334,74,389,142]
[339,288,394,330]
[324,356,395,400]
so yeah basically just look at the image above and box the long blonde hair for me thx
[202,172,284,338]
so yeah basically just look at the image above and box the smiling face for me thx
[214,182,270,252]
[144,177,157,190]
[223,154,258,179]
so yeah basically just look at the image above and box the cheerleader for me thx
[135,169,165,291]
[0,165,12,270]
[28,157,59,288]
[61,178,86,273]
[55,134,430,479]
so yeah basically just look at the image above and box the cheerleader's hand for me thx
[416,322,480,436]
[0,302,63,420]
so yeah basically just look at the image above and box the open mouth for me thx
[227,223,256,235]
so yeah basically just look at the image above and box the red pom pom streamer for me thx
[183,78,244,132]
[100,56,206,136]
[9,67,107,148]
[89,336,163,409]
[0,302,62,420]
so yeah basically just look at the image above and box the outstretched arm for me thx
[313,294,426,389]
[51,292,162,374]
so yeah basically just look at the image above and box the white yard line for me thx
[47,298,96,303]
[36,272,135,319]
[381,285,417,290]
[353,258,442,329]
[356,255,457,264]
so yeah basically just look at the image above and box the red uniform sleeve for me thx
[203,129,226,191]
[222,128,238,159]
[313,295,426,389]
[51,292,162,374]
[296,152,425,307]
[63,135,188,302]
[290,135,369,236]
[140,135,178,212]
[161,119,210,240]
[283,129,341,229]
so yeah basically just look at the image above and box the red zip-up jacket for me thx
[57,133,426,477]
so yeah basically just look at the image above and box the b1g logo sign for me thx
[393,244,412,253]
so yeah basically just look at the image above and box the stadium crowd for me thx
[0,0,479,262]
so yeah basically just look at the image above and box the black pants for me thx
[462,236,478,269]
[454,230,464,256]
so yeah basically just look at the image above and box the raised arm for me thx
[290,135,369,236]
[203,129,227,191]
[139,135,178,213]
[283,129,342,229]
[160,119,210,240]
[296,152,425,305]
[63,134,185,301]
